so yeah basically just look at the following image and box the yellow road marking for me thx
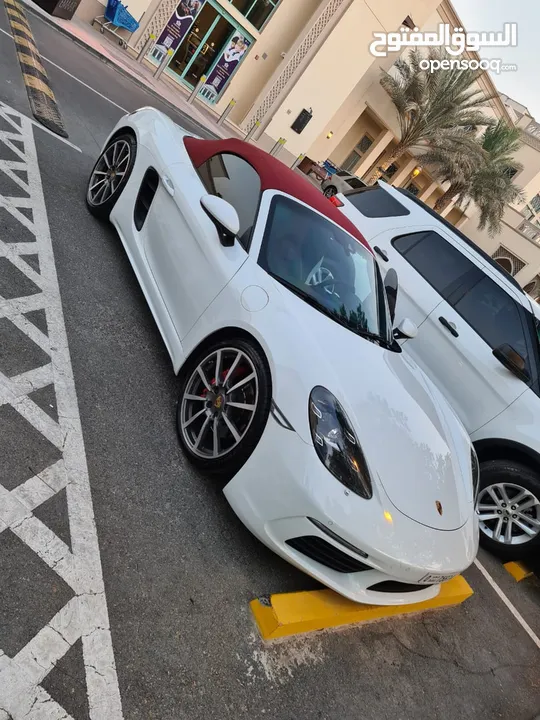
[17,50,46,76]
[9,19,33,38]
[12,34,38,53]
[22,74,56,101]
[5,6,29,24]
[251,576,474,640]
[503,561,533,582]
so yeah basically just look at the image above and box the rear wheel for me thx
[323,186,337,198]
[176,337,272,477]
[477,459,540,560]
[86,132,137,220]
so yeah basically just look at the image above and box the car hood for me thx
[284,294,473,531]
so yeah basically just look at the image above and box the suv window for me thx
[453,276,531,374]
[197,153,261,249]
[393,231,478,299]
[345,187,409,218]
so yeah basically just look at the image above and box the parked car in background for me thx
[85,108,479,605]
[321,171,366,197]
[335,182,540,561]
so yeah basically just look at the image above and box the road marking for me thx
[474,558,540,650]
[0,25,128,113]
[0,102,124,718]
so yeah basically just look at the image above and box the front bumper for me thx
[224,411,478,606]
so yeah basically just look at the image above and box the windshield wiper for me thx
[270,273,394,349]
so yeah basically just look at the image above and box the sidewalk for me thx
[20,0,244,141]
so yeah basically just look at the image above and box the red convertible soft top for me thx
[184,137,372,253]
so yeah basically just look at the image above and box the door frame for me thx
[164,0,254,91]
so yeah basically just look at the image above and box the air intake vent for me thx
[285,536,370,573]
[134,167,159,231]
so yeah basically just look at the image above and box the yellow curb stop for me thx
[250,575,473,641]
[503,561,533,582]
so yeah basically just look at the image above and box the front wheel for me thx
[323,186,337,198]
[176,337,272,477]
[86,132,137,220]
[477,459,540,560]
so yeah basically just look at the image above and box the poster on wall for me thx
[151,0,207,62]
[200,33,252,103]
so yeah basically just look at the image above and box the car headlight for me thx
[471,446,480,500]
[309,386,373,499]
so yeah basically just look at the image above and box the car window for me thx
[347,178,365,189]
[393,231,478,300]
[335,171,348,177]
[453,276,531,373]
[259,195,387,340]
[197,153,261,250]
[344,186,409,217]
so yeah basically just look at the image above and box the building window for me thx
[492,246,526,276]
[382,163,399,181]
[342,134,373,173]
[230,0,280,30]
[531,193,540,214]
[407,182,420,196]
[503,166,518,180]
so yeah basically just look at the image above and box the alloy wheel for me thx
[179,348,259,459]
[477,482,540,545]
[87,139,131,206]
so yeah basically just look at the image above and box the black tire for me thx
[86,132,137,221]
[477,459,540,561]
[176,336,272,478]
[324,186,337,198]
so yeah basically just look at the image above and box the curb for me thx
[250,575,474,641]
[4,0,68,137]
[19,1,218,139]
[503,561,533,582]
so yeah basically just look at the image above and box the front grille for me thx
[368,581,433,593]
[285,536,371,573]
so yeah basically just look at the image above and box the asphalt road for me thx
[0,8,539,720]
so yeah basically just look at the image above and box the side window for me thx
[453,277,531,372]
[345,187,409,218]
[198,153,261,250]
[393,231,478,299]
[347,178,365,189]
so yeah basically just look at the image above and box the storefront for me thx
[147,0,273,103]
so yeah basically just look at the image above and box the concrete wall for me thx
[261,0,441,157]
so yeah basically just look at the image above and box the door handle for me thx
[439,316,459,337]
[161,175,175,196]
[373,246,389,262]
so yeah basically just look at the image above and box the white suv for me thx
[336,182,540,561]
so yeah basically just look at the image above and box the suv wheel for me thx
[323,186,337,198]
[477,459,540,560]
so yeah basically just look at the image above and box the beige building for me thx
[72,0,540,297]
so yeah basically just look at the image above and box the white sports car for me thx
[86,107,479,605]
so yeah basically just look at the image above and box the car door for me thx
[143,152,261,340]
[370,226,477,330]
[412,272,534,433]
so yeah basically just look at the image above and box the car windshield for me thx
[259,195,390,344]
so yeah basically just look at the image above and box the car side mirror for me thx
[393,318,418,340]
[200,194,239,247]
[493,344,530,382]
[384,268,398,324]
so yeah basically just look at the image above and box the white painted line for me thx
[474,558,540,651]
[0,26,128,114]
[0,102,124,718]
[41,54,128,113]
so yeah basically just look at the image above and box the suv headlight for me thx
[309,386,372,499]
[471,446,480,500]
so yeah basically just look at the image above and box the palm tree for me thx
[368,47,493,184]
[425,120,524,235]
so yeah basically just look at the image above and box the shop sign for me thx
[152,0,207,62]
[201,33,251,102]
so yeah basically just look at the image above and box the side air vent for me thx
[134,168,159,231]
